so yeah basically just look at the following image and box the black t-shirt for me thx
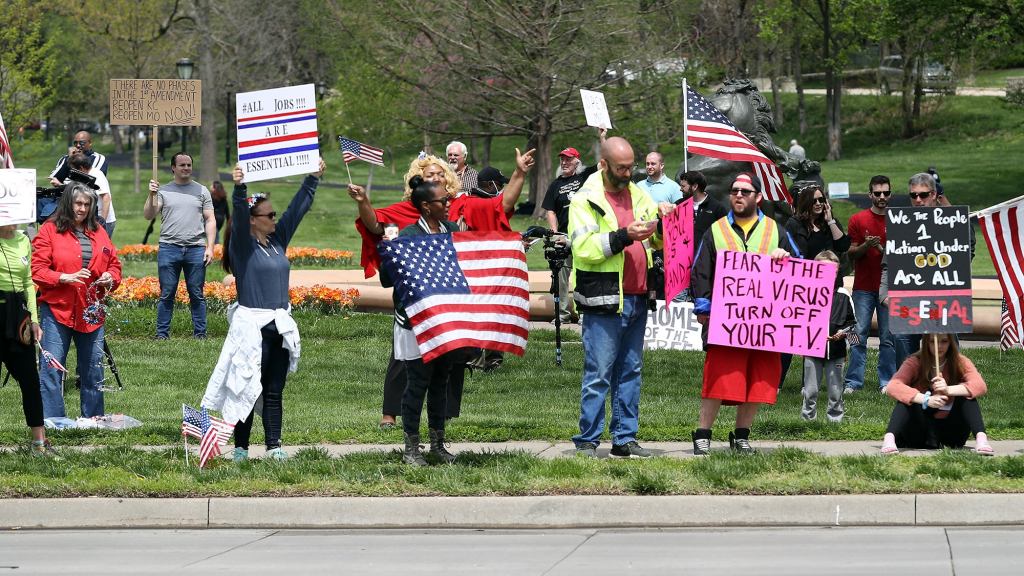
[541,164,599,232]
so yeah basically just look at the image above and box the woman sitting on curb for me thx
[880,333,992,455]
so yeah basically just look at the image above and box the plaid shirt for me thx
[456,165,478,196]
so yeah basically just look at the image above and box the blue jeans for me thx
[894,334,922,368]
[157,243,207,338]
[38,304,105,419]
[573,294,647,447]
[844,290,897,391]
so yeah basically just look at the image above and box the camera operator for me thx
[49,131,107,187]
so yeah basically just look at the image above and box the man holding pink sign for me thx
[690,172,806,455]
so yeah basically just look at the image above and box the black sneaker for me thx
[728,431,755,455]
[692,432,711,456]
[610,441,651,458]
[575,442,598,458]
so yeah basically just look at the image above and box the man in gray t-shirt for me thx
[144,152,216,339]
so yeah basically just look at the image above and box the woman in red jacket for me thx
[31,183,121,419]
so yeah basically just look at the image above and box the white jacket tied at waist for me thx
[202,304,301,424]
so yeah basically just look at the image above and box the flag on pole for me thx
[338,137,385,166]
[977,196,1024,352]
[1001,298,1021,352]
[377,230,530,362]
[182,404,235,467]
[683,85,791,204]
[0,112,14,169]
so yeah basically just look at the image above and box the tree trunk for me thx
[197,1,218,184]
[482,133,492,167]
[112,126,124,154]
[828,74,842,160]
[822,0,841,160]
[771,74,783,128]
[530,118,553,219]
[792,0,806,136]
[900,51,916,137]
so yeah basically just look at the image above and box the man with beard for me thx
[843,175,897,393]
[690,173,796,455]
[569,136,673,459]
[446,141,478,196]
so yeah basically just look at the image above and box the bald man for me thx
[637,151,680,204]
[49,131,108,186]
[568,136,674,459]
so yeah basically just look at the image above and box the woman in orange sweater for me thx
[880,333,992,454]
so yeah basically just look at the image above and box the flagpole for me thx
[971,194,1024,219]
[184,434,190,468]
[682,77,688,173]
[345,161,353,185]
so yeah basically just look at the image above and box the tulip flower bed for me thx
[118,244,354,267]
[109,276,359,314]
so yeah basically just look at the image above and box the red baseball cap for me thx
[558,147,580,159]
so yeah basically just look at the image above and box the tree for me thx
[0,0,62,133]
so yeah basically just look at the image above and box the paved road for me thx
[0,527,1019,575]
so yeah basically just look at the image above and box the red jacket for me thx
[31,221,122,333]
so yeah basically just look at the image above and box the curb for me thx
[3,494,1024,529]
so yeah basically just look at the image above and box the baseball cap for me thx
[478,166,509,186]
[558,147,580,159]
[732,172,762,194]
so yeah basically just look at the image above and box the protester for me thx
[68,148,116,238]
[31,183,121,419]
[210,180,231,244]
[203,159,326,462]
[0,225,56,455]
[844,175,897,393]
[570,136,673,459]
[679,170,727,246]
[880,333,992,454]
[637,152,681,204]
[691,173,796,455]
[144,153,216,339]
[447,141,478,196]
[379,175,461,466]
[780,181,850,388]
[49,130,107,186]
[800,251,855,422]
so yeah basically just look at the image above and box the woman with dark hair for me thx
[378,175,461,467]
[210,180,230,244]
[0,223,56,455]
[881,333,992,454]
[31,182,121,419]
[202,159,326,462]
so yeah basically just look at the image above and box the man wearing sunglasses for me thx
[843,175,897,394]
[690,173,797,455]
[48,131,108,187]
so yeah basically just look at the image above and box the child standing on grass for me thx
[801,250,855,422]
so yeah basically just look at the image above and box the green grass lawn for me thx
[967,68,1024,88]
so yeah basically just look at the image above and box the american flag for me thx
[182,404,234,468]
[338,136,384,166]
[37,344,67,373]
[378,230,530,362]
[1001,298,1021,352]
[977,197,1024,352]
[684,85,791,204]
[0,111,13,169]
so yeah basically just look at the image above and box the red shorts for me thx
[702,345,781,405]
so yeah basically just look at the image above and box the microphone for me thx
[521,225,555,240]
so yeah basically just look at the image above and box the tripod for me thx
[548,252,567,367]
[71,338,125,393]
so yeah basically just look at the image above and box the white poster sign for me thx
[580,89,613,130]
[828,181,850,199]
[236,83,320,183]
[644,300,703,351]
[0,169,37,226]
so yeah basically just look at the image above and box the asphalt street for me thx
[0,527,1019,575]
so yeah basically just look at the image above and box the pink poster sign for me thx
[663,197,694,304]
[709,250,837,356]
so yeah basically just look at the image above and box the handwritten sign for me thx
[236,84,320,183]
[644,300,703,351]
[886,206,973,334]
[827,182,849,199]
[663,197,695,303]
[579,89,612,129]
[109,79,202,126]
[0,169,36,226]
[709,251,836,356]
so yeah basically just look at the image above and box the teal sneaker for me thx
[265,447,288,461]
[30,439,60,459]
[232,447,249,463]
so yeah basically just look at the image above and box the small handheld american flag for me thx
[338,137,384,166]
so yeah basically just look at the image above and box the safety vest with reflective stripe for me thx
[710,213,779,255]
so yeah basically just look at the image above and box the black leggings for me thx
[234,322,289,450]
[886,396,986,449]
[383,351,467,419]
[0,333,44,429]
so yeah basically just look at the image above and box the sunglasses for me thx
[426,197,452,205]
[909,192,933,200]
[870,190,892,197]
[253,211,277,220]
[73,140,88,146]
[729,187,756,196]
[813,197,828,205]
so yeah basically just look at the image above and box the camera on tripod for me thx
[522,225,570,267]
[35,169,98,223]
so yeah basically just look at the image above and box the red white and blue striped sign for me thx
[236,83,320,183]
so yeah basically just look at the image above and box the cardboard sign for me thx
[663,197,695,303]
[886,206,973,334]
[0,169,36,226]
[644,300,703,351]
[828,182,849,199]
[236,84,320,183]
[109,79,202,126]
[579,89,613,129]
[709,251,836,356]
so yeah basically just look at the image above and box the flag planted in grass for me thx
[182,404,235,468]
[378,231,530,362]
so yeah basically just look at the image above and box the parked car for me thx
[879,55,955,95]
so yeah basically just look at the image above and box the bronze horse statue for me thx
[678,79,822,219]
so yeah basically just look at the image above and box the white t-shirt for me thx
[90,170,116,223]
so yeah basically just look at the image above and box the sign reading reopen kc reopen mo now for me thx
[886,205,973,334]
[708,251,836,357]
[109,79,202,126]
